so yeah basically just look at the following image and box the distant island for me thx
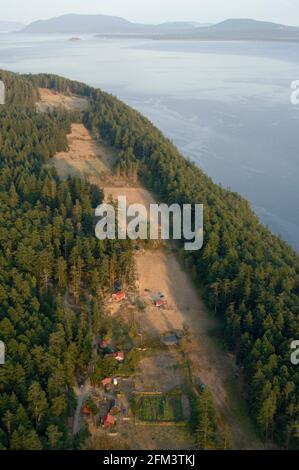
[20,14,299,42]
[21,13,208,35]
[173,18,299,41]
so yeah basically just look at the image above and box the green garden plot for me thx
[135,393,184,423]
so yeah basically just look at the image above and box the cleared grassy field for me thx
[135,394,184,423]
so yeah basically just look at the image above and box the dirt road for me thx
[73,385,90,436]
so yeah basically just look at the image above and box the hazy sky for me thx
[4,0,299,26]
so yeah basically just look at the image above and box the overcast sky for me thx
[4,0,299,26]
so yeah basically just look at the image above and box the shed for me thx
[114,352,124,362]
[101,377,112,387]
[82,406,91,416]
[162,334,179,346]
[102,413,116,428]
[105,352,125,362]
[113,291,126,302]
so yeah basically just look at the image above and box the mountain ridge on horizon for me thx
[19,14,299,41]
[21,13,210,34]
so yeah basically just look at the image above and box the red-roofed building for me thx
[102,413,116,428]
[114,352,124,362]
[101,377,112,386]
[113,291,126,302]
[82,406,91,416]
[105,351,125,362]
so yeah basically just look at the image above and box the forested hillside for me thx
[3,72,298,448]
[25,73,299,448]
[0,71,40,107]
[0,72,134,449]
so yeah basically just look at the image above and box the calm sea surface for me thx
[0,33,299,251]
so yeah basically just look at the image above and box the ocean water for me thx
[0,33,298,251]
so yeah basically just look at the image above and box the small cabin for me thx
[101,377,112,387]
[113,291,126,302]
[114,352,124,362]
[102,413,116,428]
[82,406,91,416]
[105,352,125,362]
[162,334,179,346]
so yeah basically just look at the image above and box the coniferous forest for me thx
[0,71,298,449]
[0,71,134,449]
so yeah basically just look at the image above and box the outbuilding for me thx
[101,377,112,387]
[155,299,166,308]
[113,291,126,302]
[102,413,116,428]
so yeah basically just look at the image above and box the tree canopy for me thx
[0,72,134,449]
